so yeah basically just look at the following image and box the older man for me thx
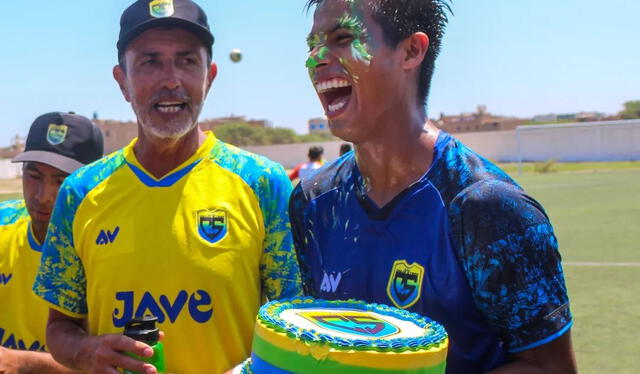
[33,1,301,373]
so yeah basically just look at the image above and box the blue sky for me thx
[0,0,638,145]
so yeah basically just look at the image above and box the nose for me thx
[160,62,181,90]
[307,45,330,70]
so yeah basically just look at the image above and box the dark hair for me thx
[305,0,451,106]
[308,145,324,160]
[339,143,352,156]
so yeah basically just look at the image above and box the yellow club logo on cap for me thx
[46,124,68,145]
[149,0,174,18]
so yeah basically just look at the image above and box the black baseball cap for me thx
[117,0,214,59]
[12,112,104,174]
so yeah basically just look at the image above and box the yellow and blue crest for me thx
[46,124,68,145]
[386,260,425,309]
[298,311,399,338]
[197,209,227,244]
[149,0,174,18]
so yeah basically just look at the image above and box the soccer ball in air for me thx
[230,49,242,63]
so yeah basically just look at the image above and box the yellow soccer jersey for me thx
[34,132,302,373]
[0,200,49,352]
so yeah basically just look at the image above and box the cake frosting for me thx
[245,297,448,374]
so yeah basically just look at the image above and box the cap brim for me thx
[117,17,214,53]
[12,151,85,174]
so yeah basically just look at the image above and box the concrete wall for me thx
[245,141,350,169]
[0,159,22,180]
[514,120,640,162]
[246,120,640,166]
[0,120,637,179]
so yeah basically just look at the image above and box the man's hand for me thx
[73,334,157,374]
[46,309,158,374]
[0,347,20,374]
[0,346,81,374]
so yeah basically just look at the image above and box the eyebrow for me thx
[307,23,349,43]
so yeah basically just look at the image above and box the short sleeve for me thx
[452,180,572,352]
[32,180,88,317]
[259,165,303,300]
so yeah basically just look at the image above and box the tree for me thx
[215,122,268,146]
[619,101,640,119]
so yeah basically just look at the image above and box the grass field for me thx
[2,162,639,372]
[512,165,640,373]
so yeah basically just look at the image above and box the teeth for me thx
[157,105,182,113]
[316,78,351,93]
[328,99,347,113]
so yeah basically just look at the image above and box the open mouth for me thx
[155,101,187,114]
[315,78,353,116]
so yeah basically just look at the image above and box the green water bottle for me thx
[122,316,167,374]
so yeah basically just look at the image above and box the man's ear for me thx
[113,65,131,103]
[401,32,429,71]
[205,62,218,95]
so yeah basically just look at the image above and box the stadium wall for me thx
[246,120,640,167]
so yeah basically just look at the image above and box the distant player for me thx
[0,112,103,373]
[288,145,325,181]
[290,0,577,373]
[32,1,301,373]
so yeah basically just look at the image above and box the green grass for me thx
[0,192,21,201]
[509,168,640,373]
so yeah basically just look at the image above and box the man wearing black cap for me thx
[0,112,103,373]
[33,1,301,374]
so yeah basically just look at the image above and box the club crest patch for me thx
[149,0,174,18]
[297,311,399,338]
[386,260,425,309]
[197,209,227,244]
[46,124,68,145]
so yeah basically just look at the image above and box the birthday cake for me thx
[245,298,448,374]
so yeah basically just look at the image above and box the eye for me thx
[335,33,354,45]
[141,58,157,67]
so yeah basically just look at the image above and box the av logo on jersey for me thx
[298,311,399,338]
[197,209,227,244]
[386,260,424,309]
[149,0,174,18]
[96,227,120,245]
[46,124,67,145]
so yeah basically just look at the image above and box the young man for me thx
[0,111,103,373]
[33,1,301,373]
[288,145,325,181]
[290,1,577,373]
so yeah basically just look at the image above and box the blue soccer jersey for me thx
[289,131,572,373]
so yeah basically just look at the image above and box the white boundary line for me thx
[564,262,640,267]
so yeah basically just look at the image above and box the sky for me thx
[0,0,638,145]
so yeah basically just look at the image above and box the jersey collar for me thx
[27,222,43,252]
[123,131,217,188]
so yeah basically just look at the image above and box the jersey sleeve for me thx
[451,180,572,352]
[32,180,88,317]
[259,164,303,300]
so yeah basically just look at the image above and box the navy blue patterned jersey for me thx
[289,131,572,373]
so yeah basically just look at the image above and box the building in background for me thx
[308,117,330,134]
[94,116,271,154]
[434,105,523,133]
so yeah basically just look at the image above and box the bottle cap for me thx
[124,315,160,344]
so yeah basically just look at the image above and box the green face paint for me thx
[306,0,374,79]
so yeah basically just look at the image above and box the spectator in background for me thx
[339,143,352,156]
[288,145,324,181]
